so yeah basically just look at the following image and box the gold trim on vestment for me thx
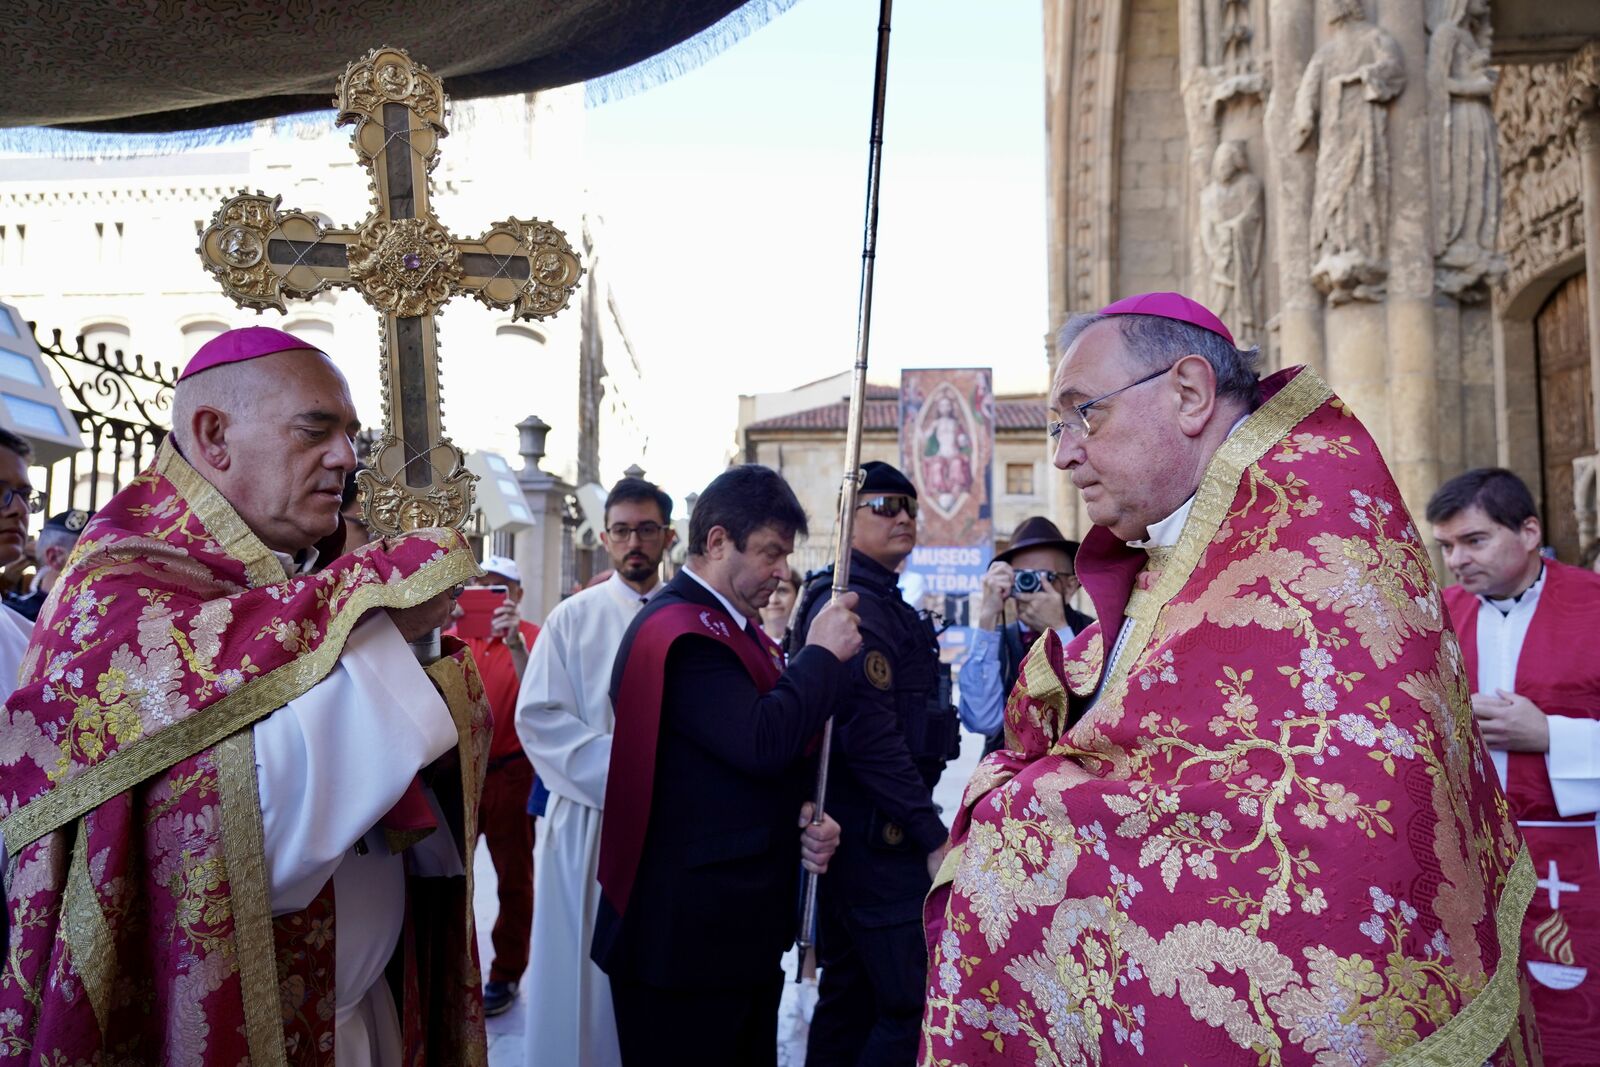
[1390,844,1535,1065]
[156,439,288,588]
[215,730,291,1067]
[424,650,492,1067]
[930,841,962,892]
[0,548,479,851]
[1082,369,1334,728]
[1023,639,1070,742]
[60,821,114,1035]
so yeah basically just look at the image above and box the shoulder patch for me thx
[864,649,893,690]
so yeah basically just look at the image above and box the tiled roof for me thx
[996,399,1048,429]
[747,393,1047,433]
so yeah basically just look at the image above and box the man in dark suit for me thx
[594,464,863,1067]
[957,516,1094,752]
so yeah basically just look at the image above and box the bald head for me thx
[175,348,361,554]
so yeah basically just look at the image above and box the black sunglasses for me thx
[858,495,918,519]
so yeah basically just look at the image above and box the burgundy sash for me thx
[597,601,783,916]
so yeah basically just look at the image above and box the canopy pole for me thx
[797,0,894,960]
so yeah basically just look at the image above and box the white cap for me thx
[481,554,521,584]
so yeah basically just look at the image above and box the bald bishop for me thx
[0,327,491,1065]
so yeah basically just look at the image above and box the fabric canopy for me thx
[1,0,780,132]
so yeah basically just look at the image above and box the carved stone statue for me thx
[1220,0,1252,73]
[1199,140,1264,344]
[1291,0,1406,305]
[1427,0,1503,299]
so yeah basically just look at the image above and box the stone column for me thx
[1493,316,1543,493]
[1042,0,1080,544]
[1380,1,1439,516]
[514,414,575,623]
[1266,0,1323,375]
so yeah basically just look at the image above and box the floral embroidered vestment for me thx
[921,368,1538,1066]
[0,441,490,1065]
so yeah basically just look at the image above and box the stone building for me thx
[739,378,1051,575]
[1043,0,1600,563]
[0,87,649,509]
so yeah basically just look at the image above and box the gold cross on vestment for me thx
[197,47,582,537]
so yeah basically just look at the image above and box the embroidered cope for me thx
[0,440,491,1066]
[920,368,1537,1066]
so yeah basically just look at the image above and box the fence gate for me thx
[31,324,175,517]
[29,326,485,562]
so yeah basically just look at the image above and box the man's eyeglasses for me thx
[0,486,45,514]
[858,495,918,519]
[606,522,665,542]
[1048,364,1174,442]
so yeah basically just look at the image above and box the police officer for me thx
[7,509,91,621]
[792,460,960,1067]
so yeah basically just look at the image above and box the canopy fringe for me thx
[0,110,333,160]
[585,0,800,106]
[0,0,802,156]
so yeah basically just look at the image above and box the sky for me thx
[581,0,1047,503]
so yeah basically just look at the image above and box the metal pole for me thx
[797,0,894,956]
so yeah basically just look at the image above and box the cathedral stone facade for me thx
[1043,0,1600,564]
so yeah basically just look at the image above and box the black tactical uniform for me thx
[792,547,960,1066]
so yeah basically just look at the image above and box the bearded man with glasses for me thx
[516,475,676,1067]
[792,460,960,1067]
[921,292,1539,1063]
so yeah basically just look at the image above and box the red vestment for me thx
[921,368,1538,1065]
[0,441,491,1065]
[1445,558,1600,1065]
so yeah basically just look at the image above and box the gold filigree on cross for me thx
[196,46,583,537]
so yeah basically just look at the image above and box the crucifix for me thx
[197,46,582,537]
[1538,860,1581,911]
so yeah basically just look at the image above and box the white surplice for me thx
[516,571,660,1067]
[0,604,32,689]
[254,612,461,1067]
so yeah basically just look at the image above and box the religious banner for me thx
[898,368,994,606]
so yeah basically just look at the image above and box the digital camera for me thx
[1012,569,1050,597]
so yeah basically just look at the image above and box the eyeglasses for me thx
[1048,364,1175,442]
[859,495,918,519]
[0,485,44,514]
[606,522,665,542]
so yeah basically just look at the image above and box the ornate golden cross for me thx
[197,47,582,536]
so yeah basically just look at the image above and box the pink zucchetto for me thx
[1098,291,1235,348]
[179,326,325,381]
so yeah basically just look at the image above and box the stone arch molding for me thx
[1491,45,1600,539]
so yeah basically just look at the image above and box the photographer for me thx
[958,517,1092,751]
